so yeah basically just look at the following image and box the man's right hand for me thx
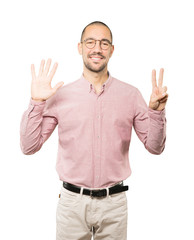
[31,59,64,102]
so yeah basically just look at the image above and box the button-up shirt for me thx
[20,73,166,188]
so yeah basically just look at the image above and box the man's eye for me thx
[102,42,109,46]
[87,41,94,44]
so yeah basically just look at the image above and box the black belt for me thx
[63,181,129,198]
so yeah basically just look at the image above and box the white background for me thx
[0,0,193,239]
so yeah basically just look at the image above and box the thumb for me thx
[52,81,64,93]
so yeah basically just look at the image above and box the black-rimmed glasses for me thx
[81,38,112,50]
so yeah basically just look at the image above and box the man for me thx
[20,21,168,240]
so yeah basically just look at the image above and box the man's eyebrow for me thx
[84,37,95,41]
[84,38,112,43]
[101,38,112,43]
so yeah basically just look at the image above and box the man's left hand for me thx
[149,68,168,111]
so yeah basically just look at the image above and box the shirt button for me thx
[97,136,100,138]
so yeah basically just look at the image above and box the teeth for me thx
[91,57,101,60]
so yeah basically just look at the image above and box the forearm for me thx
[145,108,166,154]
[20,99,46,155]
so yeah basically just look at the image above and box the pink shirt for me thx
[20,74,166,188]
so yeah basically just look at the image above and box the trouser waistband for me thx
[63,181,129,198]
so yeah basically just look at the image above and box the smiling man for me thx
[20,21,168,240]
[78,22,114,94]
[80,23,113,73]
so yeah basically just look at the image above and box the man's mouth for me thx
[89,54,105,62]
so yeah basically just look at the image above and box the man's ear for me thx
[78,43,82,55]
[110,45,114,58]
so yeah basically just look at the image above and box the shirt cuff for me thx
[148,108,166,121]
[30,98,46,106]
[27,98,46,115]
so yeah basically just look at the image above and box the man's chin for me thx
[84,62,107,73]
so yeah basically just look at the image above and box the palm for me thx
[149,68,168,111]
[31,59,64,101]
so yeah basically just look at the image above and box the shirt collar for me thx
[80,72,113,93]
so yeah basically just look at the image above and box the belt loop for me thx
[80,187,84,195]
[106,187,109,197]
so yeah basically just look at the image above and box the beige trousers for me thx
[56,186,128,240]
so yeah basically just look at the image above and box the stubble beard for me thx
[84,61,107,73]
[83,53,108,73]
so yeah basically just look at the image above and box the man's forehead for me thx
[83,25,111,40]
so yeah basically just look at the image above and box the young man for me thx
[20,21,168,240]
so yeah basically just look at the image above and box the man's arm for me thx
[20,98,58,155]
[133,69,168,154]
[20,59,64,155]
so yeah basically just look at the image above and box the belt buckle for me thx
[90,189,105,198]
[90,189,99,198]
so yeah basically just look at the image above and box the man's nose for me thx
[93,40,103,51]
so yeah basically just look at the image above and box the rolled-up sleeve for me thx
[133,89,166,155]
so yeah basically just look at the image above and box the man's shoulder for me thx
[60,78,81,90]
[55,78,81,95]
[111,76,138,93]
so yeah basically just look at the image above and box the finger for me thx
[158,68,164,88]
[44,58,52,75]
[48,62,58,81]
[159,96,168,103]
[162,86,167,96]
[52,81,64,93]
[160,93,168,101]
[155,92,168,102]
[163,86,167,92]
[31,64,36,79]
[38,59,45,76]
[152,69,157,89]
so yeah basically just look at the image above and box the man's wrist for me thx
[31,97,45,103]
[30,98,46,106]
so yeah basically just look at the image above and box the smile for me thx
[90,56,104,62]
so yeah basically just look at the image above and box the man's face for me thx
[78,25,114,73]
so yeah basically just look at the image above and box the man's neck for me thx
[83,68,109,88]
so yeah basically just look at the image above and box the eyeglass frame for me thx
[81,38,112,50]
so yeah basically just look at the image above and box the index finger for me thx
[158,68,164,88]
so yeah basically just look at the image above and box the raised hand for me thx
[31,59,64,102]
[149,68,168,111]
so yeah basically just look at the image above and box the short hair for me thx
[80,21,113,43]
